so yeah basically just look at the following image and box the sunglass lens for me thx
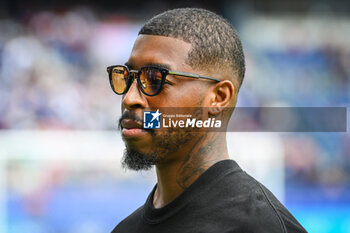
[139,67,163,95]
[111,66,128,94]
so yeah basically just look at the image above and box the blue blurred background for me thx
[0,0,349,232]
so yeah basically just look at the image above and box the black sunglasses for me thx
[106,65,221,96]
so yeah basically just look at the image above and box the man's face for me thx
[119,35,212,170]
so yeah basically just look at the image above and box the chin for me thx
[122,146,158,171]
[124,140,153,156]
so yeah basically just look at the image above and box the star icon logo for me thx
[150,109,162,122]
[143,109,162,129]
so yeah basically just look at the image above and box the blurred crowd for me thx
[236,14,350,204]
[0,7,349,205]
[0,8,137,130]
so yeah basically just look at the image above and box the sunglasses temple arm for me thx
[169,71,221,82]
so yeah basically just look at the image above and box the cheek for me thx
[150,83,206,107]
[177,84,206,106]
[152,127,195,156]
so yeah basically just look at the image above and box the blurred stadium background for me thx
[0,0,349,232]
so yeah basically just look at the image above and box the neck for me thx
[153,132,229,208]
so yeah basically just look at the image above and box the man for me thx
[108,8,307,233]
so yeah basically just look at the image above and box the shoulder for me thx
[217,170,307,233]
[111,206,144,233]
[192,163,307,233]
[253,179,308,233]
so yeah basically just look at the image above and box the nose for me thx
[122,79,147,110]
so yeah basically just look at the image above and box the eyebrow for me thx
[124,62,172,71]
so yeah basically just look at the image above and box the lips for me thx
[121,119,147,138]
[121,119,142,129]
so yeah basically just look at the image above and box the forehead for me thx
[127,35,192,69]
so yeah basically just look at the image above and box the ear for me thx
[207,80,235,115]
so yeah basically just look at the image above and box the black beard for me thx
[121,148,157,171]
[121,128,195,171]
[118,107,203,171]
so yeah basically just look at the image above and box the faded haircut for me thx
[139,8,245,91]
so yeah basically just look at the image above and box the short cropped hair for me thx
[139,8,245,90]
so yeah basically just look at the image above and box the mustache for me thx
[117,111,143,131]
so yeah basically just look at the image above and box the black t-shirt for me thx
[112,160,307,233]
